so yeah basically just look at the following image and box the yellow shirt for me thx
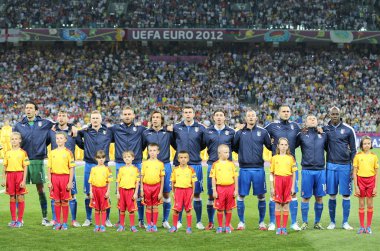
[270,154,297,176]
[117,165,140,189]
[353,152,379,177]
[48,148,75,174]
[4,148,29,172]
[89,165,113,187]
[171,165,197,188]
[209,160,238,185]
[141,159,165,185]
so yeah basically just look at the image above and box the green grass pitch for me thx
[0,149,379,251]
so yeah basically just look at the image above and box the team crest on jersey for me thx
[38,121,42,127]
[257,131,261,137]
[133,127,137,132]
[195,127,199,132]
[163,132,166,135]
[290,124,294,130]
[225,131,229,135]
[318,134,322,139]
[103,131,106,135]
[340,129,345,134]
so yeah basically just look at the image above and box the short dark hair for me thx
[26,101,38,110]
[149,110,165,125]
[182,105,194,112]
[278,104,291,111]
[213,109,226,116]
[95,150,106,159]
[178,150,189,156]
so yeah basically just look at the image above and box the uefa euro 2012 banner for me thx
[356,133,380,148]
[3,28,380,44]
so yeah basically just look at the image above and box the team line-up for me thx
[2,102,378,235]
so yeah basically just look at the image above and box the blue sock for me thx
[38,192,48,218]
[193,200,202,223]
[290,199,298,225]
[237,200,245,223]
[163,201,171,222]
[51,200,56,221]
[85,198,92,220]
[328,199,336,223]
[269,200,275,224]
[207,200,215,224]
[342,199,350,223]
[314,203,323,224]
[69,199,77,221]
[258,200,266,223]
[301,202,309,223]
[106,208,111,220]
[137,199,144,222]
[178,210,183,223]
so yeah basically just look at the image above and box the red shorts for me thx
[214,184,236,211]
[90,186,111,210]
[6,171,27,196]
[273,175,293,204]
[357,176,376,198]
[50,174,72,201]
[118,188,137,212]
[173,187,193,212]
[142,183,162,206]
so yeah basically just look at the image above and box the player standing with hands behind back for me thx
[270,138,297,235]
[353,136,378,234]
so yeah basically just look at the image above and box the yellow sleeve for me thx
[116,168,122,183]
[107,168,113,182]
[375,155,379,169]
[232,163,239,177]
[23,152,30,167]
[209,163,216,178]
[291,156,297,172]
[47,152,52,169]
[68,150,75,168]
[170,168,176,182]
[191,169,198,183]
[3,152,8,167]
[270,157,275,173]
[88,169,94,184]
[353,155,359,168]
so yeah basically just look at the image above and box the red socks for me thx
[129,213,135,227]
[186,213,192,228]
[275,211,281,228]
[10,200,17,221]
[217,211,223,227]
[282,211,289,228]
[173,214,179,228]
[367,207,373,227]
[359,208,365,228]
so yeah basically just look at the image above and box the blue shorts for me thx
[190,164,203,194]
[238,168,266,196]
[84,162,97,194]
[326,162,352,196]
[207,164,213,196]
[163,163,172,193]
[71,174,78,195]
[301,169,326,198]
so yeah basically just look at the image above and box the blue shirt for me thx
[233,124,271,168]
[172,121,206,166]
[265,119,301,158]
[50,124,76,157]
[76,124,112,164]
[142,127,173,163]
[323,121,357,165]
[203,125,235,165]
[296,128,327,170]
[109,123,146,164]
[13,116,54,160]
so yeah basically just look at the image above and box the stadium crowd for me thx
[0,43,379,132]
[1,0,379,30]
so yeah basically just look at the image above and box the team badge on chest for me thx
[133,127,137,132]
[318,134,322,139]
[340,129,345,134]
[225,131,229,135]
[38,121,42,127]
[257,131,261,137]
[290,124,294,130]
[195,127,199,133]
